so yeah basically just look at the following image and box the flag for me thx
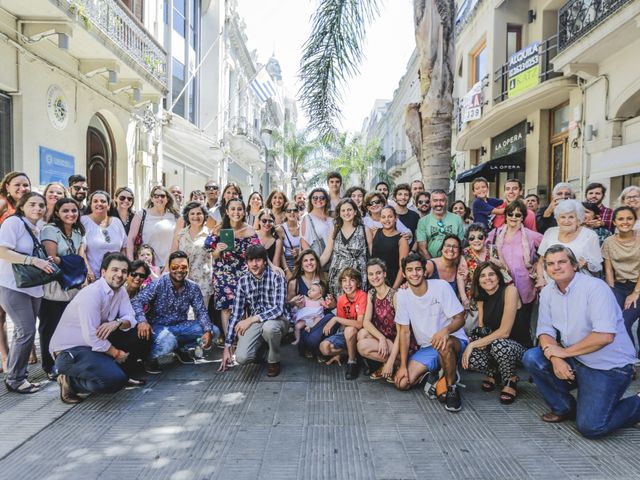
[250,68,277,103]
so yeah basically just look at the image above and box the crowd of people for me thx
[0,169,639,439]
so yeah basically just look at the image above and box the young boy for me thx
[470,177,504,229]
[319,268,367,380]
[326,171,343,215]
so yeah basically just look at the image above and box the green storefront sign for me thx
[508,41,540,98]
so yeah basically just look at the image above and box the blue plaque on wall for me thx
[39,146,74,184]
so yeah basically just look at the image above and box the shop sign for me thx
[39,146,74,184]
[461,81,483,123]
[507,42,540,98]
[491,121,527,160]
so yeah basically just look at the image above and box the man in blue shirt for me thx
[219,245,287,377]
[132,251,219,369]
[523,245,640,438]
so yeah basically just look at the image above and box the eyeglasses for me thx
[101,229,111,243]
[417,200,430,206]
[118,195,133,202]
[261,218,275,224]
[468,234,485,241]
[443,244,460,251]
[311,195,326,202]
[72,186,88,191]
[507,212,523,218]
[130,272,148,279]
[153,193,167,199]
[205,185,219,191]
[285,209,298,213]
[367,200,382,206]
[625,194,640,200]
[170,265,189,272]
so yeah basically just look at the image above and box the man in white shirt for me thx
[50,253,146,404]
[394,252,467,412]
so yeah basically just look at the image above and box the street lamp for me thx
[260,128,273,196]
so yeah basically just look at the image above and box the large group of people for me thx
[0,169,639,439]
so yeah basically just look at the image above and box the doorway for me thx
[86,113,116,195]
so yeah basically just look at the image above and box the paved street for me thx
[2,346,640,480]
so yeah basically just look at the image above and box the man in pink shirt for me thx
[492,178,537,231]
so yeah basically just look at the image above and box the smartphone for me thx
[219,229,235,252]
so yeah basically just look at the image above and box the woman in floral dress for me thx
[206,198,259,338]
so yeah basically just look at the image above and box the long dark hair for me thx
[14,191,45,217]
[307,187,329,215]
[50,198,86,236]
[265,189,289,215]
[257,208,279,239]
[333,198,363,239]
[109,186,135,217]
[246,191,263,213]
[290,248,327,284]
[471,261,507,301]
[221,198,246,229]
[85,190,112,215]
[218,182,243,223]
[0,171,31,207]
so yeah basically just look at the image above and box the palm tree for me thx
[300,0,455,191]
[270,122,319,192]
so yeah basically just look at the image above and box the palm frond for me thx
[299,0,380,136]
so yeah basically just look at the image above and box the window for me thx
[189,0,199,48]
[471,40,487,84]
[172,58,185,117]
[173,0,186,37]
[506,25,522,58]
[0,92,12,177]
[549,103,570,189]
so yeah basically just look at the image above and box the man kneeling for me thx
[394,253,468,413]
[219,245,287,377]
[523,245,640,438]
[50,253,148,403]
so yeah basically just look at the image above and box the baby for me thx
[292,283,327,345]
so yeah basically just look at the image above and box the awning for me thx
[456,151,525,183]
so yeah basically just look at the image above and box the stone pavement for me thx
[1,346,640,480]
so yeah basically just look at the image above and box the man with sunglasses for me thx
[131,251,219,370]
[416,192,431,218]
[492,178,537,231]
[68,174,89,214]
[416,190,464,259]
[204,181,220,211]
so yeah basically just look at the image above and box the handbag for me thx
[133,209,147,248]
[12,218,61,288]
[307,215,326,258]
[43,234,87,301]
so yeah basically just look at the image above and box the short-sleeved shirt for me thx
[336,290,367,322]
[395,279,467,347]
[416,212,465,258]
[0,216,44,297]
[472,197,503,228]
[40,224,84,256]
[601,234,640,283]
[536,273,636,369]
[81,216,127,279]
[398,210,420,236]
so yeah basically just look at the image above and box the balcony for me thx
[558,0,632,51]
[386,150,407,171]
[455,0,483,37]
[494,36,562,104]
[1,0,167,94]
[227,116,262,167]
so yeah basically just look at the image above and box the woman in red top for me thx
[0,172,31,372]
[319,267,367,380]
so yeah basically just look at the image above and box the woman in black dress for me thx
[371,206,409,289]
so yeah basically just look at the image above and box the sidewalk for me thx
[1,346,639,480]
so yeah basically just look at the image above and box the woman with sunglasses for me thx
[82,191,127,282]
[256,209,283,267]
[125,260,150,299]
[127,185,179,269]
[169,202,214,307]
[109,187,136,235]
[0,171,31,373]
[42,182,67,224]
[246,192,264,229]
[277,201,301,276]
[300,188,333,259]
[362,192,412,239]
[265,189,288,226]
[489,200,542,344]
[458,223,494,310]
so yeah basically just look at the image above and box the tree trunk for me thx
[411,0,455,191]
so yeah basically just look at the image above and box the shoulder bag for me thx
[12,218,61,288]
[133,209,147,249]
[43,230,86,302]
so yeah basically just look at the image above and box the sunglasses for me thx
[285,209,298,213]
[170,265,189,272]
[118,195,133,202]
[261,218,275,224]
[468,234,485,241]
[72,186,88,191]
[101,229,111,243]
[130,272,148,279]
[311,196,326,201]
[367,200,382,206]
[507,212,523,218]
[205,185,219,191]
[437,220,446,234]
[153,193,167,199]
[417,200,430,205]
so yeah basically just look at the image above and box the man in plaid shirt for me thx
[585,182,613,231]
[219,244,287,377]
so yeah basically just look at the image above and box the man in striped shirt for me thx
[219,245,287,377]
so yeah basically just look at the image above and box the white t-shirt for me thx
[81,216,127,278]
[0,216,44,297]
[537,226,603,273]
[395,279,467,347]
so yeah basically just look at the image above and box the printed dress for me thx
[328,225,368,298]
[177,227,213,299]
[206,232,260,310]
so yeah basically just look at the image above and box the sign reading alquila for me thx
[507,42,540,98]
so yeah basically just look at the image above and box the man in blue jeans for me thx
[50,253,143,404]
[523,245,640,438]
[132,251,219,371]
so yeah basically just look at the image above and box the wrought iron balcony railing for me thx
[386,150,407,170]
[494,35,561,104]
[229,116,262,148]
[52,0,167,89]
[455,0,483,36]
[558,0,632,51]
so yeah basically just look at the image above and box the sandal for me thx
[499,377,519,404]
[481,377,496,392]
[369,367,384,380]
[5,380,41,394]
